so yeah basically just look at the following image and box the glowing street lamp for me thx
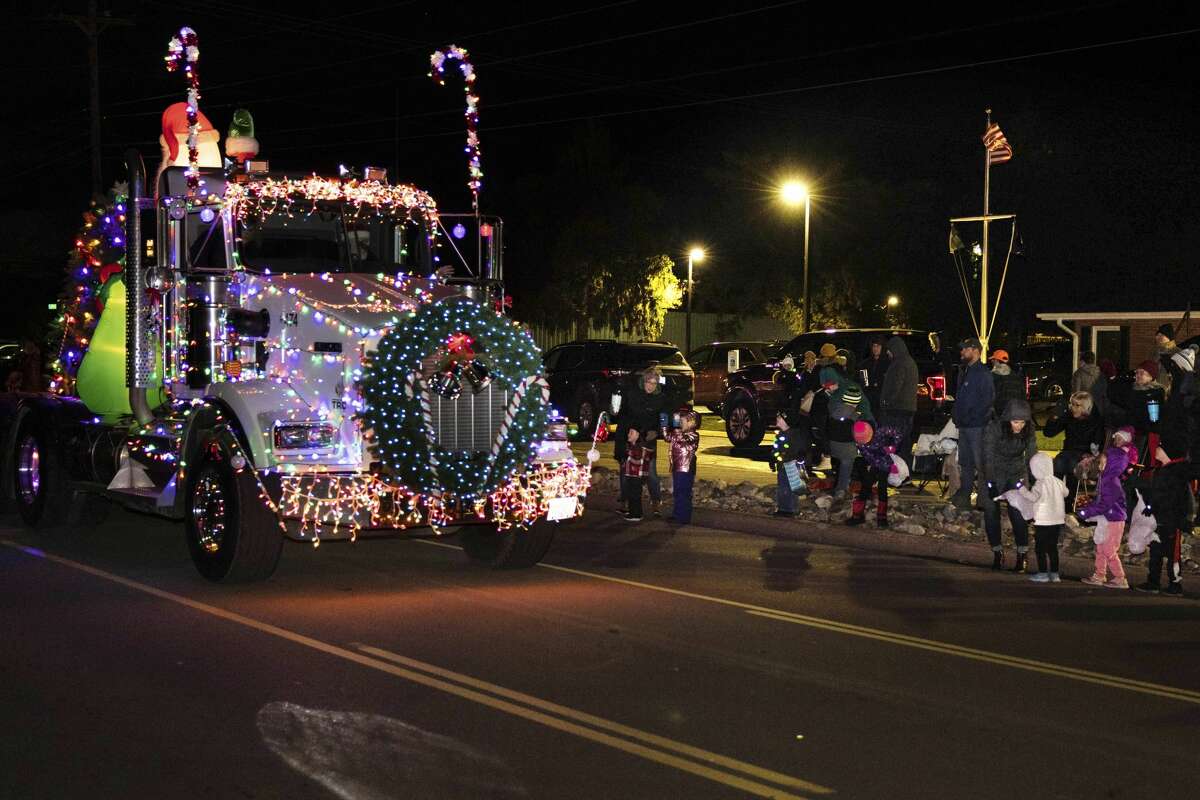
[686,247,706,355]
[887,295,900,308]
[779,180,812,331]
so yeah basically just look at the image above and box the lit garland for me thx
[164,26,201,194]
[279,459,589,539]
[224,176,438,228]
[360,297,546,500]
[429,45,482,212]
[48,192,127,394]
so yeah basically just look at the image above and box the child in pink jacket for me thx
[1077,445,1130,589]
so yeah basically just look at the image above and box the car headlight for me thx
[274,423,337,450]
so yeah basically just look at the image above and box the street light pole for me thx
[780,181,811,332]
[686,247,705,356]
[687,252,693,356]
[802,192,811,333]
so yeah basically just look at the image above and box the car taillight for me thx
[1024,376,1031,399]
[601,369,630,378]
[927,375,947,402]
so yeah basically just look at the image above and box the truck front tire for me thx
[184,445,283,583]
[459,521,556,568]
[11,418,70,529]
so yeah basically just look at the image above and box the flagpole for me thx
[980,108,991,360]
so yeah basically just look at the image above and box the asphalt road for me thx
[3,504,1198,799]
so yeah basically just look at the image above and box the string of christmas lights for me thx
[164,27,202,194]
[360,297,547,500]
[48,193,127,394]
[224,176,438,229]
[429,45,483,213]
[279,459,589,538]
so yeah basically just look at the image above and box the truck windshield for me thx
[238,209,430,274]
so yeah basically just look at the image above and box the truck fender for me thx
[173,399,259,518]
[0,395,93,507]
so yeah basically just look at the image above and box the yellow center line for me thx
[355,644,830,795]
[1,541,832,800]
[414,540,1200,706]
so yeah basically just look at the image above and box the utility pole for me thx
[54,1,134,198]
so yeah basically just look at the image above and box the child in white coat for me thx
[1015,452,1070,582]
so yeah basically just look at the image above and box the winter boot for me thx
[1011,551,1027,574]
[876,499,889,529]
[846,499,867,526]
[991,549,1005,570]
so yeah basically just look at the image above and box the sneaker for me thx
[1029,572,1050,583]
[770,509,795,518]
[1163,582,1184,597]
[1134,581,1161,594]
[951,494,973,511]
[651,501,661,516]
[1080,574,1107,587]
[624,514,643,522]
[845,515,866,527]
[876,518,889,529]
[1102,577,1129,590]
[1049,573,1061,583]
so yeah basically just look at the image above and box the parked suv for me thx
[1017,343,1072,401]
[687,341,778,413]
[543,340,694,439]
[721,328,950,447]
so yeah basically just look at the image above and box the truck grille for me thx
[429,383,510,452]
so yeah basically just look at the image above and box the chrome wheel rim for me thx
[729,406,751,442]
[192,471,228,554]
[16,434,41,505]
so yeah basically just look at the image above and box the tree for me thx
[766,265,866,332]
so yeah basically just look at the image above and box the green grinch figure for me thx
[225,108,259,164]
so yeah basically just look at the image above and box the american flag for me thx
[982,122,1013,165]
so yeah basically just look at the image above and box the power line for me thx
[265,25,1200,150]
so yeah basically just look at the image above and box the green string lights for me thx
[360,296,547,501]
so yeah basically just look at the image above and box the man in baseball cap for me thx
[951,334,994,510]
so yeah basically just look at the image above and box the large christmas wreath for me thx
[360,297,548,501]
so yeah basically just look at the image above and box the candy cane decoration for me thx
[408,372,442,498]
[165,26,201,194]
[429,45,482,213]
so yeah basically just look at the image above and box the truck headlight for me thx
[274,423,337,450]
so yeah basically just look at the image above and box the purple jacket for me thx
[1078,446,1129,522]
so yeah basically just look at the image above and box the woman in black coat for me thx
[614,368,685,514]
[1042,391,1105,507]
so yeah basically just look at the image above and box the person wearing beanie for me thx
[770,409,808,517]
[1078,443,1131,589]
[818,342,838,362]
[981,399,1038,571]
[1156,323,1175,348]
[820,368,874,499]
[845,421,904,528]
[989,348,1026,418]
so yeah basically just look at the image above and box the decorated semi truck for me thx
[0,31,590,581]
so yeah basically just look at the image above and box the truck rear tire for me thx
[11,418,71,529]
[459,521,556,568]
[725,395,765,448]
[184,445,283,583]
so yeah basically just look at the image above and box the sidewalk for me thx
[582,467,1200,586]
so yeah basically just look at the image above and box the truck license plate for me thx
[546,497,578,521]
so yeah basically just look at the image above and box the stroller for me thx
[912,419,958,497]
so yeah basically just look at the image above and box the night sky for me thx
[2,0,1197,345]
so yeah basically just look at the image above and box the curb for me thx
[585,492,1107,582]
